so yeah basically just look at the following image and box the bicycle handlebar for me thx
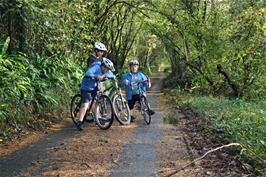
[130,80,149,86]
[85,76,115,82]
[101,77,115,82]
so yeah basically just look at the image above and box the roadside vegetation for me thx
[164,90,266,175]
[0,37,83,137]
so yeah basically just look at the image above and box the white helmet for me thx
[129,59,139,66]
[101,58,115,71]
[94,42,107,51]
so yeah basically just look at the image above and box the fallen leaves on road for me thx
[17,122,135,177]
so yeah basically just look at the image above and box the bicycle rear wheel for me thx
[70,94,82,125]
[95,95,114,130]
[112,94,131,125]
[140,95,151,125]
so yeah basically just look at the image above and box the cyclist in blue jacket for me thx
[121,59,155,122]
[77,58,115,130]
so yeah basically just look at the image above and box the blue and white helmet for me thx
[102,58,115,71]
[129,59,139,66]
[94,42,107,51]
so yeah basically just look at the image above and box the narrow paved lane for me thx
[0,122,78,177]
[109,74,165,177]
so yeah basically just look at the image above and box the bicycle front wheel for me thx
[95,95,114,130]
[70,94,82,126]
[112,94,131,125]
[140,95,151,125]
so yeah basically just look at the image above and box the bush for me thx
[173,92,266,175]
[0,37,83,131]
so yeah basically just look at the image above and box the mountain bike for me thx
[70,77,114,130]
[104,76,131,125]
[131,80,152,125]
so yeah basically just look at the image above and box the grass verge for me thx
[165,90,266,176]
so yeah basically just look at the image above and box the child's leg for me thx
[128,99,136,110]
[128,94,140,110]
[78,102,90,122]
[88,91,104,119]
[128,95,140,121]
[92,100,101,118]
[78,90,93,122]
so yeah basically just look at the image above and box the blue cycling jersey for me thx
[80,61,114,91]
[121,71,148,100]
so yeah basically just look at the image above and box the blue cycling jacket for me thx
[80,61,115,91]
[121,71,148,100]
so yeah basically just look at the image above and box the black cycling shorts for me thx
[127,94,141,110]
[80,90,95,103]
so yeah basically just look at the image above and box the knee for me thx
[81,102,89,109]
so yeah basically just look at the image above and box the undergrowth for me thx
[166,89,266,176]
[0,37,83,138]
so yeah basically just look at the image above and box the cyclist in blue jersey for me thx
[77,58,115,130]
[121,59,155,122]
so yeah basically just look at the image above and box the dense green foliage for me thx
[2,0,263,98]
[0,37,83,131]
[145,0,266,97]
[0,0,98,57]
[168,90,266,175]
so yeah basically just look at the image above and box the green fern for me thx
[1,37,10,56]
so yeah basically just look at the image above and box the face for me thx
[130,64,139,73]
[101,65,109,73]
[95,50,104,58]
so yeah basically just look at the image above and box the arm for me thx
[103,70,115,79]
[121,74,129,88]
[85,65,99,79]
[140,73,151,89]
[147,75,151,89]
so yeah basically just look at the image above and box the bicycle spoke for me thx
[112,94,131,125]
[95,95,114,130]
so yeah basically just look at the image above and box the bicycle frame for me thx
[103,77,127,107]
[103,74,120,96]
[84,78,112,122]
[131,80,149,97]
